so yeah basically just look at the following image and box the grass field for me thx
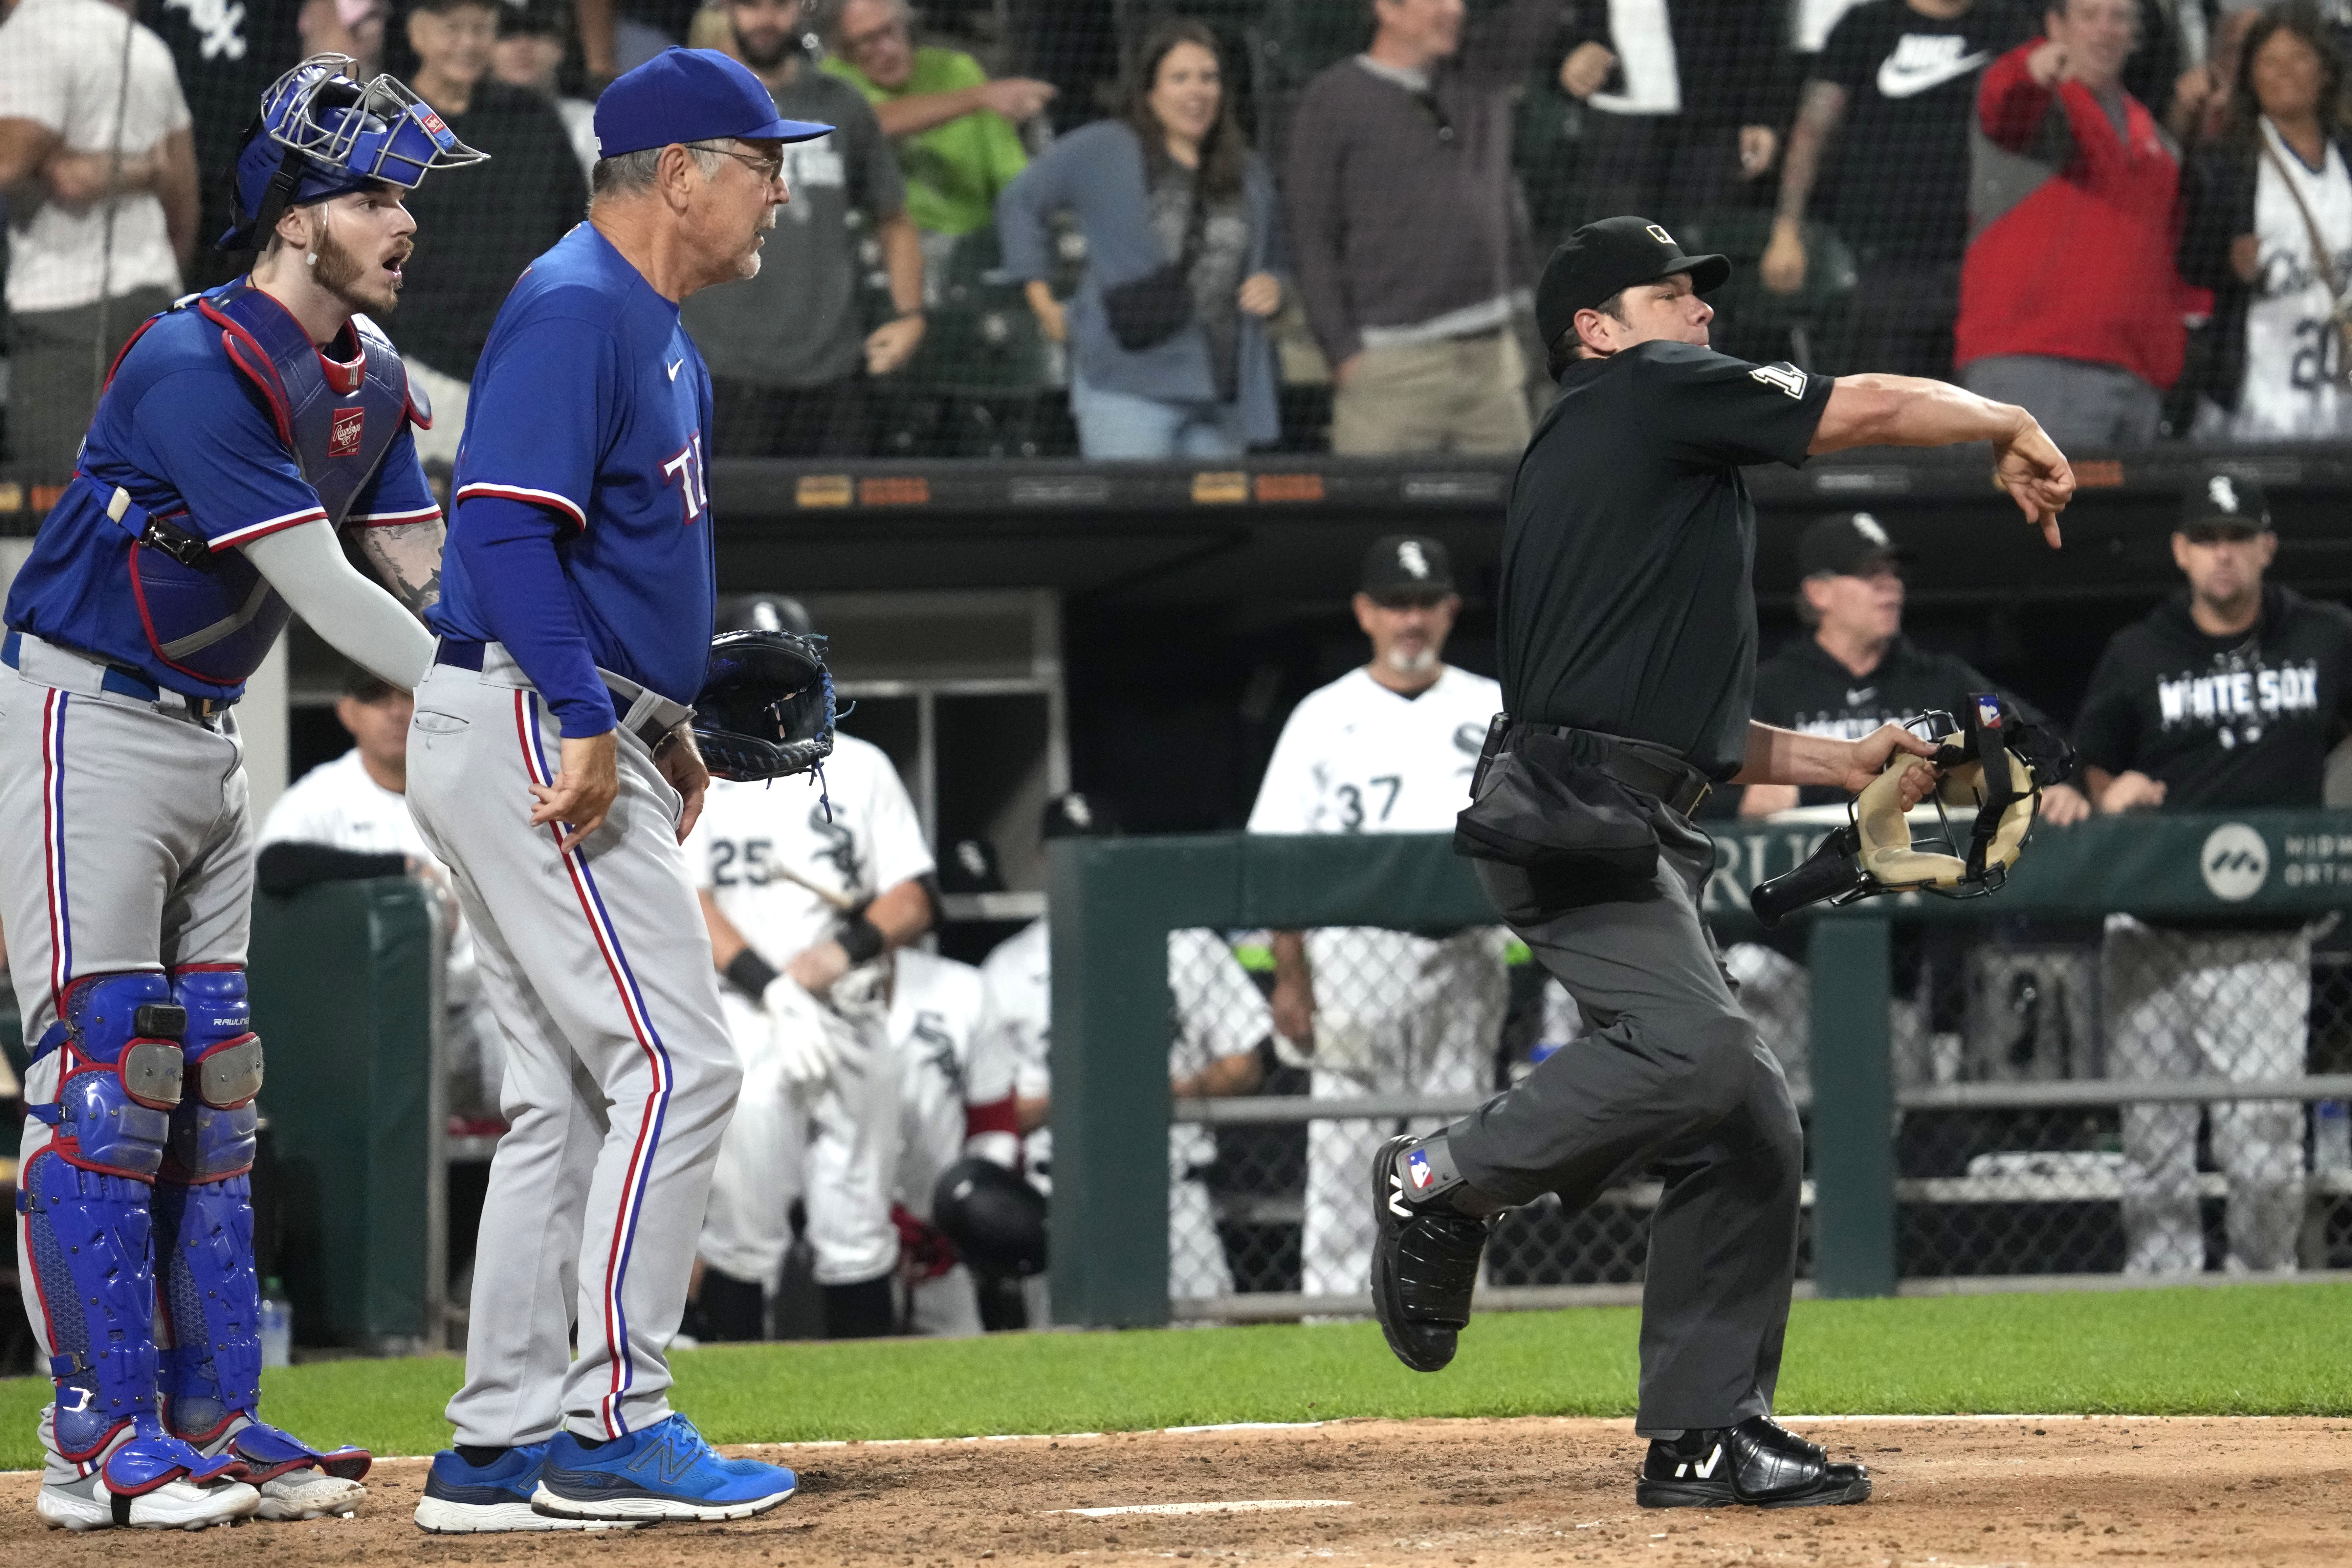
[5,1282,2348,1473]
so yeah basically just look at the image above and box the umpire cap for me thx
[1535,216,1730,350]
[716,593,815,636]
[2179,471,2271,539]
[931,1157,1047,1275]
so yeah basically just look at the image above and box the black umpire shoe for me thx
[1369,1134,1491,1373]
[1635,1417,1871,1509]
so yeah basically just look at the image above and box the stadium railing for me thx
[1047,811,2352,1329]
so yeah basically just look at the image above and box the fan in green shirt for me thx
[821,0,1050,237]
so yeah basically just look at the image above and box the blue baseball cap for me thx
[593,48,832,160]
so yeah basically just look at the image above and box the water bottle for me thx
[2315,1100,2352,1174]
[259,1278,293,1369]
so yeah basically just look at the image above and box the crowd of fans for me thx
[8,0,2352,467]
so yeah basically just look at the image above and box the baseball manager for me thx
[1369,216,2074,1510]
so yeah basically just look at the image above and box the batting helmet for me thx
[931,1157,1048,1276]
[221,53,488,250]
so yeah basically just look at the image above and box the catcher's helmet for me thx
[221,54,487,250]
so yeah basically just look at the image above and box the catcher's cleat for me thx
[194,1415,370,1520]
[1369,1134,1491,1373]
[1635,1417,1872,1510]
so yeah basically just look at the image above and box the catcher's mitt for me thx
[692,629,836,782]
[1749,694,2075,927]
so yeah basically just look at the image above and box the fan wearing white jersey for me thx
[890,945,995,1335]
[691,596,936,1340]
[256,668,504,1121]
[1248,535,1510,1308]
[967,793,1281,1306]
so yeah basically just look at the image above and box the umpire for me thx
[1369,217,2074,1510]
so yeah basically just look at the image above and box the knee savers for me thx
[163,967,262,1183]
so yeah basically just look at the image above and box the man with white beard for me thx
[1247,535,1510,1308]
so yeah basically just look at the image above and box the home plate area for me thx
[5,1417,2351,1565]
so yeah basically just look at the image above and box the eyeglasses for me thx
[691,142,786,183]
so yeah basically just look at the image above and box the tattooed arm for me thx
[353,518,447,618]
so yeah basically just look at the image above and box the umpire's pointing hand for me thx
[533,730,620,854]
[1992,413,2073,549]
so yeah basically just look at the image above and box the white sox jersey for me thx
[694,732,935,961]
[1247,665,1501,835]
[893,946,995,1223]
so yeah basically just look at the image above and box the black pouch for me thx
[1452,719,1661,881]
[1101,174,1208,352]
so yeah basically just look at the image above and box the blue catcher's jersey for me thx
[4,284,438,703]
[431,223,717,708]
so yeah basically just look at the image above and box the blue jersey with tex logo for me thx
[4,292,437,702]
[431,223,717,736]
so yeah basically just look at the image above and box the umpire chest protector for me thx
[102,279,424,686]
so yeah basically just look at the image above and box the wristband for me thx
[725,947,780,1001]
[837,914,886,966]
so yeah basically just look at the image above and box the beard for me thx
[733,23,798,70]
[1383,644,1438,677]
[311,222,406,316]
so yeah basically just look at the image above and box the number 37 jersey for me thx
[694,732,936,965]
[1246,664,1502,835]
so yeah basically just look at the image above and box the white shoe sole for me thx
[256,1473,367,1521]
[530,1480,795,1523]
[414,1495,635,1533]
[38,1478,262,1531]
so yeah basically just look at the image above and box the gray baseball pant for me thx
[406,645,741,1446]
[1443,806,1803,1438]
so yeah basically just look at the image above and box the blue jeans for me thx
[1068,367,1247,459]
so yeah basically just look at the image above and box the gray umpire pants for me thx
[1447,804,1803,1438]
[406,644,741,1447]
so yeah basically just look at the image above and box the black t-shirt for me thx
[1499,340,1833,781]
[139,0,307,285]
[1813,0,2031,262]
[388,84,591,382]
[2074,585,2352,809]
[1749,631,2048,805]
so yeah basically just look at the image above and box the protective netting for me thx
[7,0,2315,479]
[1164,913,2352,1316]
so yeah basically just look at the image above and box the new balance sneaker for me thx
[1635,1417,1872,1509]
[1369,1134,1492,1373]
[416,1443,628,1533]
[531,1416,797,1523]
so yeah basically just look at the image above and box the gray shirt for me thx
[1147,163,1249,401]
[680,65,905,389]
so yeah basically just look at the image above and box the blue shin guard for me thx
[151,969,368,1481]
[21,974,236,1492]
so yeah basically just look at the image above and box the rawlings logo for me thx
[327,407,365,458]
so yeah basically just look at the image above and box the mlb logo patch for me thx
[328,407,365,458]
[1407,1149,1434,1190]
[1974,694,2003,730]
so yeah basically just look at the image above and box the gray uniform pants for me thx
[0,634,253,1476]
[406,647,741,1446]
[1448,806,1802,1437]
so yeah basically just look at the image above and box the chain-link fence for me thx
[1131,830,2352,1324]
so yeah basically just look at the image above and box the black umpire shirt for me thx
[1750,632,2049,806]
[1499,340,1834,781]
[2074,583,2352,809]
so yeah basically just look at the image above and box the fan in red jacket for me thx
[1953,0,2206,448]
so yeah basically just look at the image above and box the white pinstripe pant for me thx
[407,649,741,1446]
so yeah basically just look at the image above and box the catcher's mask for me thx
[220,54,488,250]
[1750,694,2075,927]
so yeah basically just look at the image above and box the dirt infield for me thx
[5,1416,2350,1565]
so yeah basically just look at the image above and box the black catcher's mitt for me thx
[692,629,836,782]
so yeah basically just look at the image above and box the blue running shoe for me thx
[415,1443,631,1533]
[531,1417,796,1523]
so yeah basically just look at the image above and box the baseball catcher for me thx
[693,628,837,783]
[1751,695,2077,925]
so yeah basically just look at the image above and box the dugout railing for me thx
[1047,812,2352,1329]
